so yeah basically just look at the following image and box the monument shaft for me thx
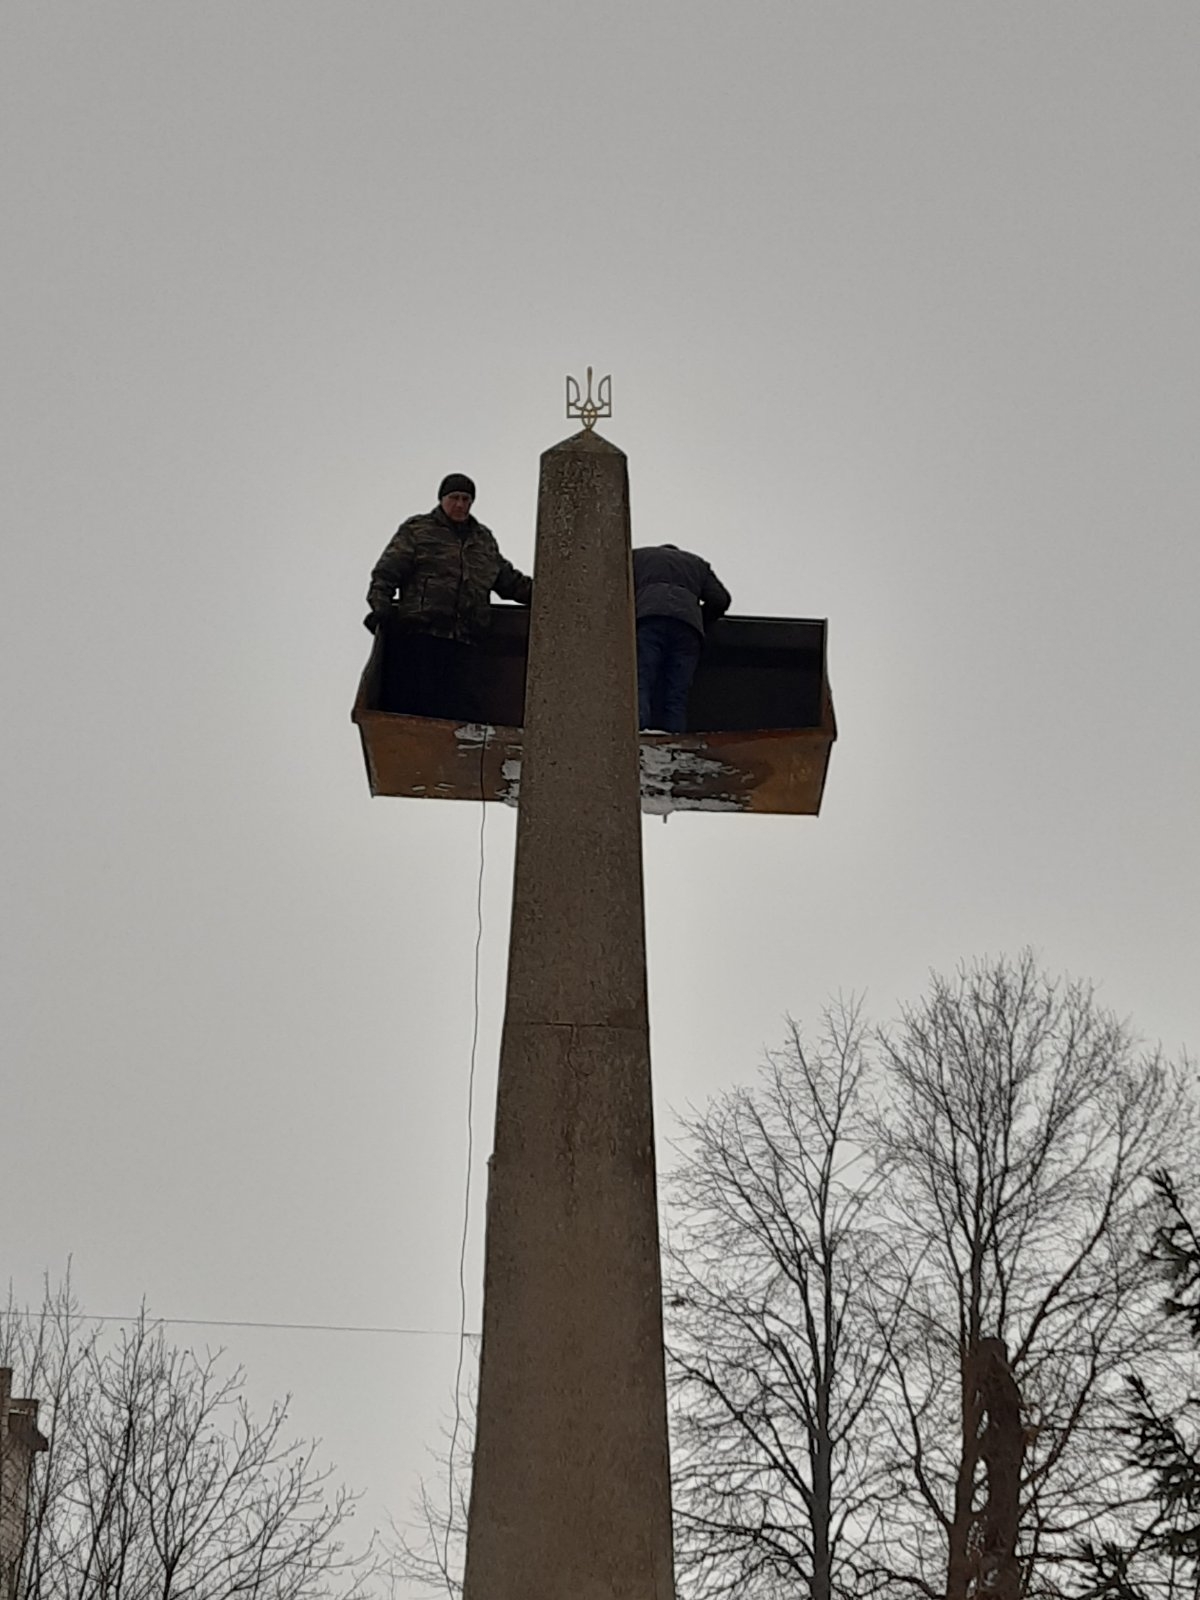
[462,433,675,1600]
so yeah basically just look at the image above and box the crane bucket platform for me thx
[352,606,836,815]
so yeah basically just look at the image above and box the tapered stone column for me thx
[462,431,675,1600]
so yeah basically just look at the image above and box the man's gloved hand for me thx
[364,608,389,632]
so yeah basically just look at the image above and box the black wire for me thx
[76,1314,478,1338]
[443,723,489,1570]
[61,736,500,1380]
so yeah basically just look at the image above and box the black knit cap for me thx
[438,473,476,500]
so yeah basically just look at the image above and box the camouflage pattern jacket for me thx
[368,507,532,643]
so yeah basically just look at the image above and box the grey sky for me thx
[3,3,1198,1587]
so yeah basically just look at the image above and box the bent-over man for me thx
[365,473,532,719]
[632,543,731,733]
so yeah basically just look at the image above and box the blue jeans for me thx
[636,617,702,733]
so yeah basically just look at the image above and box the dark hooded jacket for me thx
[632,544,731,635]
[368,507,532,643]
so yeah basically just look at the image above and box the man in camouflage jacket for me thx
[365,473,532,718]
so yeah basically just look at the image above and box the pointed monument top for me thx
[543,427,625,457]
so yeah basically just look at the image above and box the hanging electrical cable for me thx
[443,723,489,1571]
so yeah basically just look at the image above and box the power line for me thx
[63,749,498,1362]
[77,1314,480,1339]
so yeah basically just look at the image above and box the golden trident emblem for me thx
[566,367,612,431]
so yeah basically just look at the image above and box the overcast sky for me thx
[3,3,1198,1589]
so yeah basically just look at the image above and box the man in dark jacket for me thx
[365,473,532,718]
[632,543,731,733]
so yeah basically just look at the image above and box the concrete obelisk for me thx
[462,429,675,1600]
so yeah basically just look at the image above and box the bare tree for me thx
[872,952,1193,1600]
[0,1278,372,1600]
[382,954,1195,1600]
[383,1388,472,1600]
[664,1001,907,1600]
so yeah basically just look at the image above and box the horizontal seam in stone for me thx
[512,1021,648,1033]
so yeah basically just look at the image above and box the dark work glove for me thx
[364,608,388,632]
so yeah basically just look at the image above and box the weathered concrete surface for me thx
[462,432,675,1600]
